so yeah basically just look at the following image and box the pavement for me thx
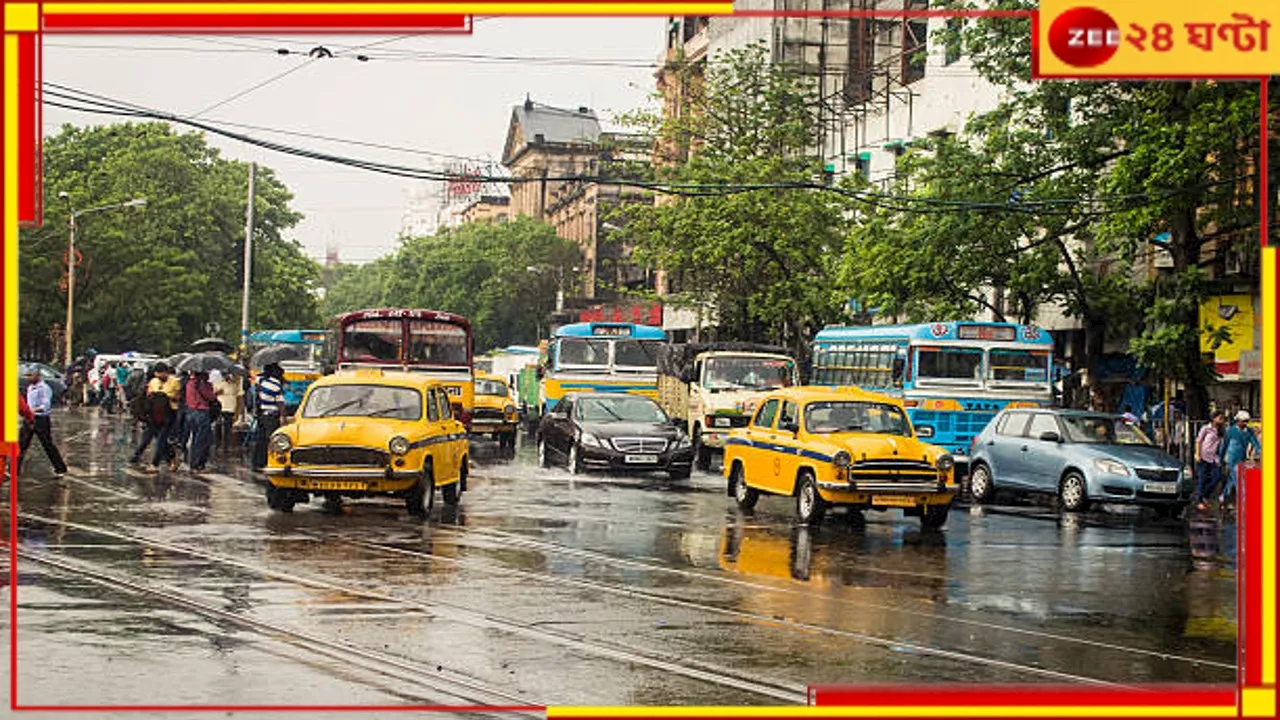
[0,407,1239,714]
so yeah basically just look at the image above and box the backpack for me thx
[147,393,171,426]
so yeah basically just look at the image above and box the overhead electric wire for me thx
[43,82,1256,217]
[189,57,319,118]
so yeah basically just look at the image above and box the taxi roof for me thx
[313,369,445,390]
[760,385,902,405]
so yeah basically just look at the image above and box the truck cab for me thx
[657,344,798,471]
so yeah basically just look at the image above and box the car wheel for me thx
[795,472,827,526]
[1155,503,1185,521]
[406,468,435,519]
[567,443,583,475]
[265,483,295,513]
[968,463,995,504]
[730,462,758,510]
[668,466,691,481]
[920,503,951,529]
[537,437,551,468]
[442,480,460,505]
[1060,471,1088,513]
[693,426,711,471]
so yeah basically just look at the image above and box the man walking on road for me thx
[1193,411,1226,511]
[1219,410,1261,510]
[252,363,286,469]
[19,368,68,476]
[130,362,182,473]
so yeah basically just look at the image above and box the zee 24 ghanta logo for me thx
[1047,5,1271,68]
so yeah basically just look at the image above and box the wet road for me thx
[2,408,1238,712]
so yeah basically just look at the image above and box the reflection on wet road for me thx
[2,409,1238,710]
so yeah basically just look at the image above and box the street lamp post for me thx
[57,193,147,368]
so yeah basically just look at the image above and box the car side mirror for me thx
[1039,431,1062,443]
[779,420,799,435]
[916,425,934,438]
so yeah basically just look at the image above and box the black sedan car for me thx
[537,392,696,480]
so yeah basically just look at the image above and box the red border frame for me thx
[4,2,1272,715]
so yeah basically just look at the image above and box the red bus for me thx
[326,308,475,427]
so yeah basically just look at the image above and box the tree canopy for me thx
[20,122,320,360]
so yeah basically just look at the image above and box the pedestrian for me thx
[98,366,117,414]
[130,362,182,473]
[1193,411,1227,511]
[167,372,191,470]
[6,392,37,486]
[1218,410,1262,510]
[19,368,68,476]
[115,362,130,409]
[183,370,218,473]
[252,363,286,469]
[212,369,243,451]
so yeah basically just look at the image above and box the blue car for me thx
[968,408,1191,517]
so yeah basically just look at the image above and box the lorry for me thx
[656,343,799,470]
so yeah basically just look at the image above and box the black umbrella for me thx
[163,353,191,369]
[190,337,235,354]
[176,352,237,375]
[250,344,308,371]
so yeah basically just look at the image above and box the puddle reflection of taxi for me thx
[470,373,518,449]
[264,370,469,518]
[723,387,957,528]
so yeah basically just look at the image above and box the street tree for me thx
[20,122,320,359]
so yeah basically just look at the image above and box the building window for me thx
[903,19,928,84]
[944,18,962,65]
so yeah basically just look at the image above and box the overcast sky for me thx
[43,18,666,264]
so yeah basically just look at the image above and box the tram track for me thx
[16,512,812,705]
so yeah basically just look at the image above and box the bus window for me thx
[989,349,1050,382]
[409,321,468,365]
[614,339,661,368]
[917,347,983,381]
[342,321,401,362]
[559,338,610,367]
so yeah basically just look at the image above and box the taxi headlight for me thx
[833,451,852,468]
[1094,458,1130,476]
[269,433,292,454]
[389,436,410,456]
[935,453,955,472]
[504,404,516,416]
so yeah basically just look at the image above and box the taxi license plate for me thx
[624,454,659,464]
[1143,482,1177,494]
[299,480,367,491]
[874,494,921,507]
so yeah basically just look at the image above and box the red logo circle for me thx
[1048,6,1120,68]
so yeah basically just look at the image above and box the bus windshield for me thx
[342,321,401,362]
[704,357,792,391]
[558,338,611,368]
[408,320,469,365]
[613,340,661,369]
[989,349,1050,383]
[916,347,983,383]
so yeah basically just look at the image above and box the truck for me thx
[656,343,799,470]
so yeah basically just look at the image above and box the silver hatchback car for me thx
[968,408,1191,517]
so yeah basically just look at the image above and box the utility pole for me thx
[64,214,77,369]
[240,162,256,357]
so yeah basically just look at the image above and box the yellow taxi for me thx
[264,369,469,518]
[471,373,518,449]
[722,386,957,528]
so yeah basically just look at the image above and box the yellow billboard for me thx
[1200,295,1256,375]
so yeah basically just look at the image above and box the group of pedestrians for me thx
[129,364,248,474]
[1193,410,1262,512]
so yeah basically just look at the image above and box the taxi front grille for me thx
[291,446,388,467]
[848,459,937,482]
[472,408,505,421]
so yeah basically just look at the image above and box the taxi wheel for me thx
[795,473,827,526]
[968,463,995,504]
[537,437,552,468]
[1060,471,1089,513]
[442,480,460,506]
[730,462,758,510]
[920,503,950,529]
[406,469,436,519]
[693,426,711,471]
[265,484,295,513]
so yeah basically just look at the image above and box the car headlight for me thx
[579,431,604,448]
[389,436,410,455]
[833,450,852,468]
[1094,458,1130,476]
[935,453,955,472]
[269,433,292,453]
[674,433,691,449]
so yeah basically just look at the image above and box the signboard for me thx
[591,325,633,337]
[1199,294,1256,376]
[1239,350,1262,381]
[957,325,1017,341]
[1036,0,1279,77]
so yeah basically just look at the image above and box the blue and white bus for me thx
[540,322,667,412]
[811,322,1055,467]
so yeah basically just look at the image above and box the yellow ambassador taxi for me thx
[471,373,518,450]
[264,369,469,518]
[723,386,957,528]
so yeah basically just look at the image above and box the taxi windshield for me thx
[475,379,508,397]
[804,401,911,436]
[302,384,422,421]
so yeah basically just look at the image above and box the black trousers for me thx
[252,413,281,469]
[19,416,68,474]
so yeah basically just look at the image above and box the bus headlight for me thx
[935,454,955,472]
[389,436,410,456]
[270,433,292,454]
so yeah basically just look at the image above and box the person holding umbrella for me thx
[252,363,286,469]
[183,370,218,473]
